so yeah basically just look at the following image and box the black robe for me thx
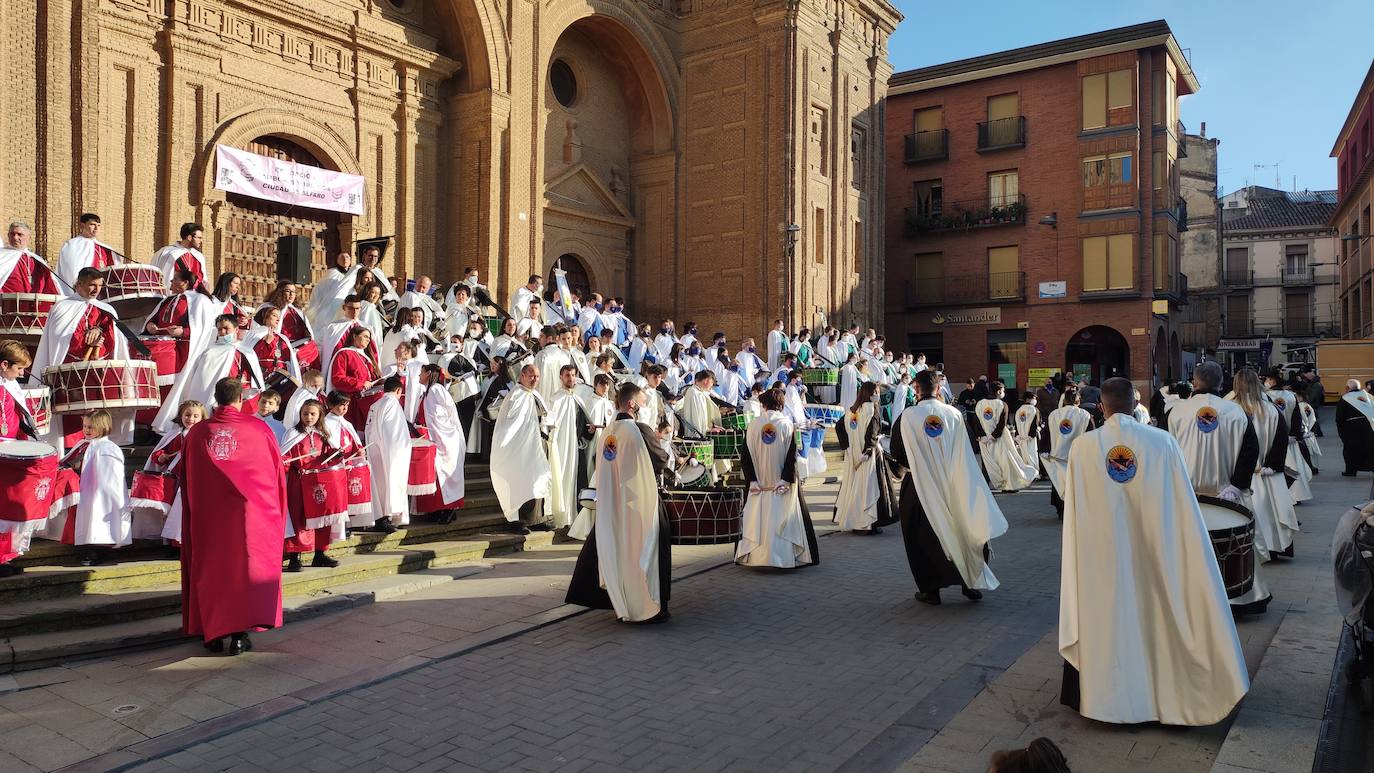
[1337,397,1374,473]
[565,414,673,615]
[740,431,819,565]
[889,409,983,594]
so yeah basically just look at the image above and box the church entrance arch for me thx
[221,136,345,304]
[1065,325,1130,386]
[549,254,594,301]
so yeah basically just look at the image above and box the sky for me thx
[885,0,1374,197]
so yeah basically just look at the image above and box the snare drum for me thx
[1198,495,1256,600]
[292,339,321,371]
[43,359,161,413]
[675,461,711,489]
[344,457,372,516]
[0,293,61,343]
[672,439,715,467]
[801,367,840,387]
[721,413,753,432]
[708,428,744,461]
[804,403,845,426]
[138,335,190,387]
[300,466,348,529]
[20,386,50,433]
[128,470,177,514]
[662,487,745,545]
[407,439,438,496]
[99,265,166,318]
[0,441,60,535]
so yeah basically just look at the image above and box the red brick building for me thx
[883,21,1198,394]
[1331,59,1374,338]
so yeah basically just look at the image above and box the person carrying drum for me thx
[565,381,672,623]
[1060,377,1248,726]
[1162,361,1270,616]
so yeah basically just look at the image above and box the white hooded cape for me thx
[1166,394,1249,497]
[0,247,56,290]
[1060,415,1249,725]
[143,291,221,385]
[242,322,302,384]
[570,394,615,540]
[1013,404,1040,470]
[974,399,1037,491]
[364,393,411,526]
[1269,389,1313,503]
[33,297,134,447]
[152,341,264,435]
[151,245,206,289]
[1227,395,1298,558]
[545,388,583,529]
[833,403,881,531]
[44,438,130,546]
[594,419,664,621]
[1043,406,1092,496]
[896,401,1008,590]
[57,236,120,285]
[490,387,552,521]
[736,411,810,568]
[419,384,466,506]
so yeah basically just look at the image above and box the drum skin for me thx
[43,360,161,413]
[803,404,845,426]
[709,429,744,461]
[720,413,752,432]
[1197,495,1256,600]
[662,486,744,545]
[672,439,714,467]
[99,265,167,318]
[0,293,60,341]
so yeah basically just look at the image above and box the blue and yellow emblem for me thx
[1196,406,1219,434]
[1059,418,1074,435]
[1274,397,1287,411]
[602,435,618,462]
[761,423,778,445]
[923,415,944,438]
[982,407,994,420]
[1106,445,1137,483]
[848,412,860,431]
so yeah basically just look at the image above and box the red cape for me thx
[180,405,288,642]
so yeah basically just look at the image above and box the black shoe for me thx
[79,550,99,567]
[311,551,339,568]
[228,634,249,656]
[284,554,303,573]
[509,523,531,535]
[530,522,554,532]
[372,517,398,534]
[916,591,942,606]
[962,587,984,601]
[163,545,180,560]
[646,611,671,624]
[203,638,224,654]
[0,564,22,577]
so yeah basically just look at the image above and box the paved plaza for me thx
[0,436,1359,772]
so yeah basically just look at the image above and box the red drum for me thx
[299,466,348,529]
[43,360,161,413]
[0,293,61,343]
[0,441,60,534]
[662,487,744,545]
[344,457,372,516]
[129,470,177,514]
[407,439,437,496]
[293,339,320,371]
[99,265,166,318]
[21,387,50,434]
[1198,495,1256,600]
[138,336,189,387]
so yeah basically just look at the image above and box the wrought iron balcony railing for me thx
[904,194,1027,235]
[977,117,1027,151]
[904,129,949,163]
[1222,267,1253,286]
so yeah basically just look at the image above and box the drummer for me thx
[0,220,61,294]
[0,341,40,440]
[136,399,205,550]
[56,213,120,285]
[1060,377,1248,726]
[150,223,206,289]
[280,398,343,572]
[143,269,218,388]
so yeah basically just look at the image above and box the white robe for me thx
[1233,398,1299,558]
[897,401,1008,590]
[570,394,615,540]
[838,365,859,410]
[490,386,552,521]
[593,419,664,621]
[1043,406,1093,497]
[419,384,466,506]
[1268,389,1313,503]
[304,267,356,332]
[44,438,130,546]
[833,403,881,531]
[150,244,206,289]
[1061,414,1249,725]
[546,387,584,529]
[1299,402,1321,461]
[56,236,121,285]
[736,411,810,567]
[364,393,411,526]
[765,329,787,372]
[510,287,538,321]
[679,385,720,438]
[1013,404,1040,470]
[974,399,1037,492]
[152,341,264,435]
[382,355,427,422]
[533,346,573,406]
[398,290,443,331]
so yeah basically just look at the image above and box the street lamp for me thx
[1038,213,1058,229]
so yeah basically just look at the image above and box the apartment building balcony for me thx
[1154,272,1189,305]
[904,194,1027,236]
[902,272,1026,309]
[1178,121,1188,158]
[977,117,1027,151]
[1280,267,1317,285]
[1222,268,1253,287]
[904,129,948,163]
[1220,319,1334,339]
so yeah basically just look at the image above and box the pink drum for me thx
[0,440,60,530]
[293,340,321,371]
[20,386,50,434]
[407,439,437,496]
[42,359,161,413]
[300,466,348,528]
[129,470,177,514]
[99,265,166,318]
[138,336,189,387]
[0,293,61,343]
[345,457,372,516]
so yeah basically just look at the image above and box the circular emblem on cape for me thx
[1059,418,1074,435]
[1106,445,1137,483]
[348,476,363,497]
[1361,395,1369,403]
[1196,406,1219,434]
[602,436,618,462]
[1274,397,1287,411]
[761,423,778,445]
[311,484,327,505]
[34,478,50,502]
[923,415,944,438]
[982,408,994,420]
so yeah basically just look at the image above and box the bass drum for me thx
[662,487,744,545]
[1197,495,1256,600]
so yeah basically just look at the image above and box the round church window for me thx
[550,59,577,108]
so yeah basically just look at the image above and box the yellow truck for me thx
[1316,339,1374,403]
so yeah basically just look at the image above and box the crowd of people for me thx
[3,214,1373,736]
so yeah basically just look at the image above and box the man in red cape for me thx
[180,377,288,655]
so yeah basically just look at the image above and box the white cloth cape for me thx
[0,247,56,290]
[736,411,810,567]
[1043,406,1092,496]
[420,384,466,506]
[897,401,1008,589]
[57,236,121,285]
[364,393,411,526]
[382,355,427,422]
[533,346,573,406]
[545,388,583,529]
[765,329,787,372]
[143,291,221,385]
[838,365,859,410]
[974,399,1036,491]
[242,322,302,384]
[833,403,881,531]
[1341,390,1374,430]
[1232,398,1299,557]
[490,387,552,521]
[1060,415,1249,725]
[570,394,615,540]
[283,387,322,432]
[398,290,443,330]
[1269,389,1313,502]
[44,438,131,546]
[593,419,663,621]
[152,341,264,435]
[151,244,206,289]
[1166,394,1249,497]
[1298,402,1321,460]
[33,297,134,447]
[1013,404,1040,470]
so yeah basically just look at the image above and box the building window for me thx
[914,252,943,304]
[1082,234,1133,292]
[913,179,943,216]
[1225,247,1249,284]
[915,106,942,134]
[814,208,826,264]
[1153,233,1178,292]
[851,125,866,190]
[1225,295,1251,336]
[987,246,1019,299]
[1082,68,1133,130]
[1285,244,1309,276]
[984,93,1021,147]
[988,170,1018,208]
[1082,152,1132,189]
[549,59,577,108]
[1286,289,1313,334]
[853,221,863,273]
[809,106,829,177]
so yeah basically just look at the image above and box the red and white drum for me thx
[138,335,190,387]
[99,265,166,319]
[0,293,61,343]
[0,440,60,548]
[300,466,348,529]
[344,457,372,516]
[43,359,161,414]
[129,470,177,515]
[293,339,321,371]
[407,438,437,496]
[21,386,50,434]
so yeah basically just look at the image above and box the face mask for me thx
[689,347,700,356]
[217,334,235,345]
[661,327,670,334]
[595,303,603,311]
[747,346,755,353]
